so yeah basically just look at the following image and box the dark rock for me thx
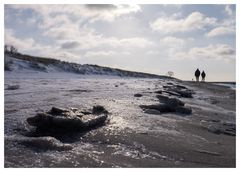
[141,102,192,115]
[134,93,143,97]
[70,107,78,112]
[163,85,171,89]
[156,95,184,106]
[28,112,108,132]
[175,106,192,115]
[167,82,174,85]
[140,104,174,113]
[207,125,221,134]
[223,130,235,136]
[69,89,91,93]
[222,122,235,127]
[163,90,181,97]
[5,85,20,90]
[176,85,187,89]
[154,90,162,94]
[92,105,109,114]
[27,113,84,131]
[82,114,108,127]
[205,122,236,136]
[80,110,92,115]
[27,113,50,127]
[222,122,236,136]
[49,107,69,116]
[141,89,192,116]
[27,106,108,133]
[170,89,193,98]
[156,104,174,112]
[210,99,219,104]
[168,98,185,107]
[143,109,161,114]
[156,95,169,102]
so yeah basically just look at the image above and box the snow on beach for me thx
[4,54,236,167]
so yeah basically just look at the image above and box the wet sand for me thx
[4,78,236,167]
[80,81,236,167]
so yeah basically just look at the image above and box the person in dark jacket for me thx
[201,71,206,82]
[195,68,200,82]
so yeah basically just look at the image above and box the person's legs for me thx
[196,76,199,82]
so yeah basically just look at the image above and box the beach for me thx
[4,75,236,167]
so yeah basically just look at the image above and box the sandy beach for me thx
[4,76,236,167]
[77,81,236,167]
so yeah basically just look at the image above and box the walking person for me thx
[201,71,206,82]
[194,68,200,82]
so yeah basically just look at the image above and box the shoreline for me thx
[4,77,236,167]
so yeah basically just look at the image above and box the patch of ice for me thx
[107,142,168,160]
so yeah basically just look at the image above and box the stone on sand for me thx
[27,106,109,133]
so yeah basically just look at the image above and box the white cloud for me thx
[161,36,185,46]
[44,24,94,41]
[4,29,35,50]
[206,26,235,37]
[45,23,154,50]
[146,50,160,55]
[10,4,141,24]
[40,14,72,29]
[38,11,154,50]
[206,6,235,38]
[122,51,131,56]
[6,4,153,54]
[174,44,235,61]
[225,5,233,16]
[117,37,155,48]
[222,18,235,27]
[85,4,141,22]
[26,17,37,26]
[150,11,217,33]
[4,28,81,62]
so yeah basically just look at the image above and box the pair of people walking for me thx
[195,69,206,82]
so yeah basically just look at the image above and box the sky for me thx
[4,4,236,81]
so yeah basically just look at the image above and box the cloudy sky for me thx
[4,4,236,81]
